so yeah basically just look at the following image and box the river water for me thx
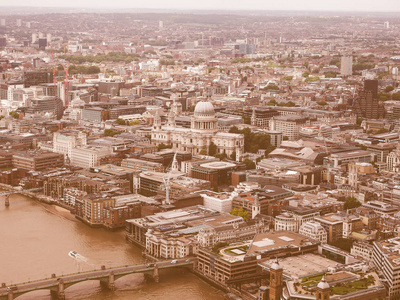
[0,194,225,300]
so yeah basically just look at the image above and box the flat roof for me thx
[260,253,339,279]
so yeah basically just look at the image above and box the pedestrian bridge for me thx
[0,259,193,300]
[1,187,43,207]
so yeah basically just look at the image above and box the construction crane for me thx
[50,50,69,108]
[162,152,178,205]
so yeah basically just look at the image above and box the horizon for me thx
[0,0,399,13]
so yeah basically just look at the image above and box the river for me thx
[0,194,225,300]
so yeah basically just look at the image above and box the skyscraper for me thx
[341,55,353,76]
[352,80,385,119]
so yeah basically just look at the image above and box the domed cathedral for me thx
[151,100,244,161]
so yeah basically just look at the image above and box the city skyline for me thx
[0,0,400,12]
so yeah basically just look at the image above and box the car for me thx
[170,260,178,264]
[146,263,155,268]
[7,285,17,291]
[185,259,191,262]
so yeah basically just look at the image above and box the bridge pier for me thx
[153,265,159,283]
[7,291,13,300]
[4,195,9,207]
[50,279,65,300]
[100,271,115,291]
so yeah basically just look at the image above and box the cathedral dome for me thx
[194,101,215,115]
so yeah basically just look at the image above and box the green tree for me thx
[283,136,289,141]
[229,126,274,154]
[244,159,256,170]
[104,129,121,137]
[302,71,310,78]
[305,76,320,82]
[230,208,250,221]
[317,101,328,106]
[208,142,217,156]
[264,84,279,91]
[343,196,362,210]
[268,99,277,106]
[9,111,19,119]
[230,151,236,160]
[115,118,126,125]
[128,120,141,126]
[385,86,394,93]
[280,76,293,81]
[393,92,400,101]
[157,143,172,151]
[243,115,251,124]
[199,149,207,155]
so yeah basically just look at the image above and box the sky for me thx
[0,0,399,11]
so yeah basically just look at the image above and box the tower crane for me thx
[163,152,178,205]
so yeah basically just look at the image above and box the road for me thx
[0,259,192,297]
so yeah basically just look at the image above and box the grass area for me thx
[330,276,375,295]
[301,274,324,287]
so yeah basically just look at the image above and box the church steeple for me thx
[252,193,261,219]
[251,107,257,126]
[153,110,161,130]
[167,109,175,127]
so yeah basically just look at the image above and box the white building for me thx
[275,213,298,232]
[151,101,244,161]
[351,242,373,262]
[341,55,353,76]
[70,146,112,169]
[269,115,307,140]
[299,221,327,243]
[201,193,233,213]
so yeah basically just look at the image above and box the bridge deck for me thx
[0,260,193,298]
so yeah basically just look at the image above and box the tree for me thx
[128,120,141,126]
[283,136,289,141]
[317,101,328,106]
[343,196,362,210]
[199,149,207,155]
[264,84,279,91]
[104,129,121,137]
[280,76,293,81]
[9,111,19,119]
[393,92,400,101]
[230,208,250,221]
[208,142,217,156]
[243,115,251,124]
[115,118,126,125]
[244,159,256,170]
[302,71,310,78]
[157,143,172,151]
[230,151,236,160]
[385,86,394,93]
[229,126,274,154]
[267,99,277,106]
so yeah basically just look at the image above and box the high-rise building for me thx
[32,33,37,43]
[384,21,390,29]
[340,55,353,76]
[0,37,6,47]
[352,80,385,119]
[38,38,47,49]
[0,19,5,26]
[16,19,21,27]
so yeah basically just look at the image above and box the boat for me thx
[68,251,78,258]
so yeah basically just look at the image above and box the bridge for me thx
[0,187,43,207]
[0,259,194,300]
